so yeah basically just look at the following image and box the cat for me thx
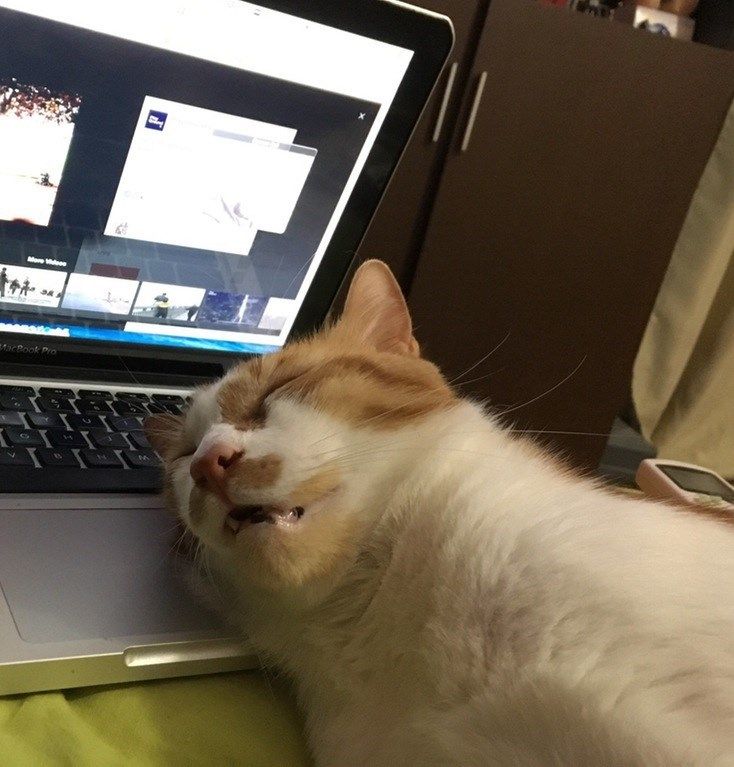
[148,260,734,766]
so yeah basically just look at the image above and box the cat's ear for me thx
[338,260,419,356]
[144,413,184,459]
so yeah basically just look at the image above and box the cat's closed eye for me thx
[209,369,306,434]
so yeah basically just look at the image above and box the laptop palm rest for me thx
[0,507,221,643]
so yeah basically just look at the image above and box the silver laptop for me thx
[0,0,453,694]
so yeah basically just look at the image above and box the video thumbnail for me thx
[61,273,139,315]
[132,282,206,322]
[257,297,296,332]
[0,263,67,308]
[198,291,268,327]
[0,78,81,226]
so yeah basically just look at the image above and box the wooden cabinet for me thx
[356,0,488,288]
[360,0,734,469]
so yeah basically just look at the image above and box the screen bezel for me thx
[0,0,453,382]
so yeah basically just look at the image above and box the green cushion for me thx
[0,672,311,766]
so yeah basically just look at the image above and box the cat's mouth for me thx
[225,504,305,533]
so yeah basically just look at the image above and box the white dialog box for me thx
[105,96,317,256]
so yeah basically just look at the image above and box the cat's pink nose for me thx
[190,442,243,492]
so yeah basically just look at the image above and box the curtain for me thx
[632,99,734,478]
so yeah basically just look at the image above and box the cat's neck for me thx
[367,399,562,518]
[229,401,567,668]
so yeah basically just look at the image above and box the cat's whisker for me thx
[508,429,611,438]
[280,253,316,297]
[304,393,454,450]
[451,367,506,392]
[495,356,587,418]
[444,330,511,386]
[324,447,506,466]
[159,518,185,535]
[289,444,511,478]
[114,351,147,388]
[302,432,497,468]
[287,421,612,480]
[162,519,186,541]
[167,524,192,558]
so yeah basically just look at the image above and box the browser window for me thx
[0,0,413,354]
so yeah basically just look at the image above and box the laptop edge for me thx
[0,0,453,695]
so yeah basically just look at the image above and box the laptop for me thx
[0,0,453,695]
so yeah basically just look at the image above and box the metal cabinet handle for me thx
[431,62,458,143]
[460,71,487,153]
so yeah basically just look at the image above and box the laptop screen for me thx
[0,0,413,355]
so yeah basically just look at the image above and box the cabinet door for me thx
[356,0,487,288]
[408,0,734,468]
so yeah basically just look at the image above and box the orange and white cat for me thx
[150,261,734,766]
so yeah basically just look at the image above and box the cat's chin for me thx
[224,504,305,534]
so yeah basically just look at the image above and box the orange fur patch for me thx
[240,500,364,589]
[226,453,283,495]
[290,466,342,507]
[218,331,456,433]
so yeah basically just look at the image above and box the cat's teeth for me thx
[225,505,304,532]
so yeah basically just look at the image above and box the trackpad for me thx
[0,507,221,643]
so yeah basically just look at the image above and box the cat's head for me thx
[148,261,456,595]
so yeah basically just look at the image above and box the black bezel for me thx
[0,0,453,384]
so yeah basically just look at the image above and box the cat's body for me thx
[211,402,734,766]
[150,261,734,766]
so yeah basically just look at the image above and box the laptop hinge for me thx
[0,352,225,387]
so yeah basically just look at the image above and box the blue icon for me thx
[145,110,168,130]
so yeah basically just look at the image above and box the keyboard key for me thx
[146,403,168,414]
[0,385,36,396]
[0,394,34,411]
[88,429,129,449]
[36,447,81,467]
[111,400,147,416]
[128,432,151,450]
[115,391,150,402]
[0,412,25,427]
[151,394,185,404]
[77,389,113,400]
[0,447,34,466]
[37,396,75,413]
[76,398,113,415]
[27,412,66,429]
[38,387,75,398]
[110,416,144,432]
[122,449,160,468]
[4,427,44,447]
[48,430,89,448]
[165,403,184,416]
[66,414,104,430]
[80,448,123,468]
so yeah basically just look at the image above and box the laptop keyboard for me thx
[0,384,187,493]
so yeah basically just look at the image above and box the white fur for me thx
[181,395,734,766]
